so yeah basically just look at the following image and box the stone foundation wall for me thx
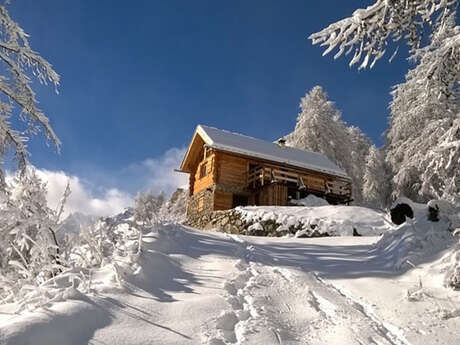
[186,187,214,219]
[185,183,331,238]
[186,183,250,224]
[184,208,329,238]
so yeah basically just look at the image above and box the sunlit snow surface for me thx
[0,206,459,345]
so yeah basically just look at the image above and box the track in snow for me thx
[202,234,411,345]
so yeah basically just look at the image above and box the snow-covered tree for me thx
[346,126,374,204]
[363,145,390,208]
[286,86,348,162]
[161,188,187,223]
[309,0,458,70]
[0,5,60,185]
[420,118,460,204]
[0,4,61,305]
[0,169,69,304]
[134,190,166,226]
[286,86,373,204]
[386,18,460,204]
[310,2,460,206]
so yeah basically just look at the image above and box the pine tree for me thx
[287,86,373,204]
[346,126,374,204]
[287,86,345,164]
[363,145,389,208]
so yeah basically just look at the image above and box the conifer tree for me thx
[363,145,389,208]
[287,86,345,164]
[287,86,375,204]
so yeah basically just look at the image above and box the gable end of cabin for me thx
[179,126,352,222]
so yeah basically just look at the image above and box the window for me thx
[198,196,204,212]
[200,163,207,178]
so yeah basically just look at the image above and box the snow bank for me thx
[0,289,111,345]
[290,194,329,207]
[377,215,454,270]
[238,205,392,236]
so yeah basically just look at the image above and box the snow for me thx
[238,205,392,236]
[0,205,459,345]
[196,125,350,179]
[57,212,98,239]
[290,194,329,207]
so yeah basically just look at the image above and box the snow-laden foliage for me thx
[309,0,458,70]
[0,5,60,183]
[134,188,187,226]
[286,86,345,163]
[286,86,386,205]
[447,229,460,289]
[0,169,68,309]
[363,145,390,208]
[346,125,378,204]
[161,188,187,223]
[134,188,188,226]
[386,18,460,204]
[0,170,149,312]
[134,190,166,226]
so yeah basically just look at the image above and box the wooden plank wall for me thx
[189,147,351,207]
[216,152,248,187]
[214,191,233,210]
[255,184,288,206]
[303,175,327,192]
[268,184,288,206]
[193,153,216,195]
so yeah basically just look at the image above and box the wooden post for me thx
[212,153,218,184]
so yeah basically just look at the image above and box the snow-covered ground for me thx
[1,209,458,345]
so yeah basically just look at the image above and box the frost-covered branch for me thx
[309,0,458,69]
[0,4,60,181]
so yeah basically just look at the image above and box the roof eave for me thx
[208,144,350,180]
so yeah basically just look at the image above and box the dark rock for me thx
[390,203,414,225]
[353,228,362,237]
[427,205,440,222]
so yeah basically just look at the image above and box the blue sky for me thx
[8,0,413,204]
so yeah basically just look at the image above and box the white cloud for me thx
[35,169,133,218]
[32,146,189,218]
[121,147,188,196]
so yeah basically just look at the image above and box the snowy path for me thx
[202,234,410,345]
[1,225,459,345]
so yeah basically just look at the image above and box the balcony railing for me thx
[247,165,351,198]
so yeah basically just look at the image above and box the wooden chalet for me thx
[178,125,352,219]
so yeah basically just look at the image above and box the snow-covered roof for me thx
[192,125,350,179]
